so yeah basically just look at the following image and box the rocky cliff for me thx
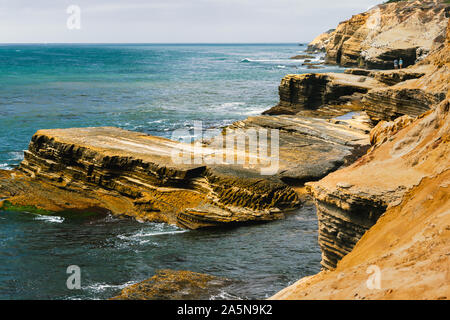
[11,127,297,229]
[272,92,449,298]
[323,0,449,69]
[306,29,334,53]
[271,6,449,122]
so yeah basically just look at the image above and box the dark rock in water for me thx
[111,270,235,300]
[290,54,315,60]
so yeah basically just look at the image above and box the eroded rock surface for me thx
[0,110,372,229]
[263,73,385,115]
[307,98,450,270]
[111,270,234,300]
[272,169,450,300]
[323,0,449,69]
[3,127,299,229]
[306,29,335,53]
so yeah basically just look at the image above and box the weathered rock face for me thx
[306,29,335,53]
[361,18,450,121]
[362,88,446,122]
[306,97,450,270]
[11,127,298,229]
[344,68,426,86]
[1,112,372,230]
[272,169,450,300]
[111,270,234,300]
[227,110,372,185]
[271,96,449,299]
[273,18,449,121]
[324,0,449,69]
[263,73,385,115]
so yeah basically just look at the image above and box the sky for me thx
[0,0,382,43]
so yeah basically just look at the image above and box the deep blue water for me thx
[0,44,343,299]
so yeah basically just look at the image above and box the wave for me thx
[116,225,188,245]
[118,229,187,240]
[84,280,137,293]
[0,163,13,170]
[209,290,243,300]
[34,215,64,223]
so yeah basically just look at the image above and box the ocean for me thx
[0,44,344,299]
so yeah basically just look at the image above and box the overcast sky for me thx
[0,0,381,43]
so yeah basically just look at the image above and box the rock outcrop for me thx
[323,0,449,69]
[111,270,234,300]
[274,15,449,122]
[306,29,335,53]
[8,127,297,229]
[306,96,449,270]
[263,73,386,115]
[272,169,450,300]
[271,93,449,298]
[0,110,372,229]
[227,110,372,184]
[361,13,450,121]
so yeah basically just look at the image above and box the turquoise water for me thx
[0,44,343,299]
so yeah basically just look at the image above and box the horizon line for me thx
[0,42,310,45]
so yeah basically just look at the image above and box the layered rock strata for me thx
[263,73,386,115]
[1,112,371,229]
[271,17,449,122]
[13,127,296,229]
[272,169,450,300]
[323,0,449,69]
[307,97,450,270]
[306,29,335,53]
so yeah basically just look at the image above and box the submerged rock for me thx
[111,270,234,300]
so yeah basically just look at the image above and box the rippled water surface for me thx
[0,44,342,299]
[0,206,320,299]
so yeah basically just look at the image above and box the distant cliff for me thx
[316,0,449,69]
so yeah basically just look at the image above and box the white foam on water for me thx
[0,163,13,170]
[8,151,24,161]
[84,280,137,293]
[34,215,64,223]
[209,290,243,300]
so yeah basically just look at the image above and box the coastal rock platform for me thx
[0,111,371,229]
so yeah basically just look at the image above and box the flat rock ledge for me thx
[7,127,297,229]
[0,107,372,229]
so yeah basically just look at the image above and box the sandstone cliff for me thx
[323,0,449,69]
[270,6,449,122]
[306,29,334,53]
[272,93,449,299]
